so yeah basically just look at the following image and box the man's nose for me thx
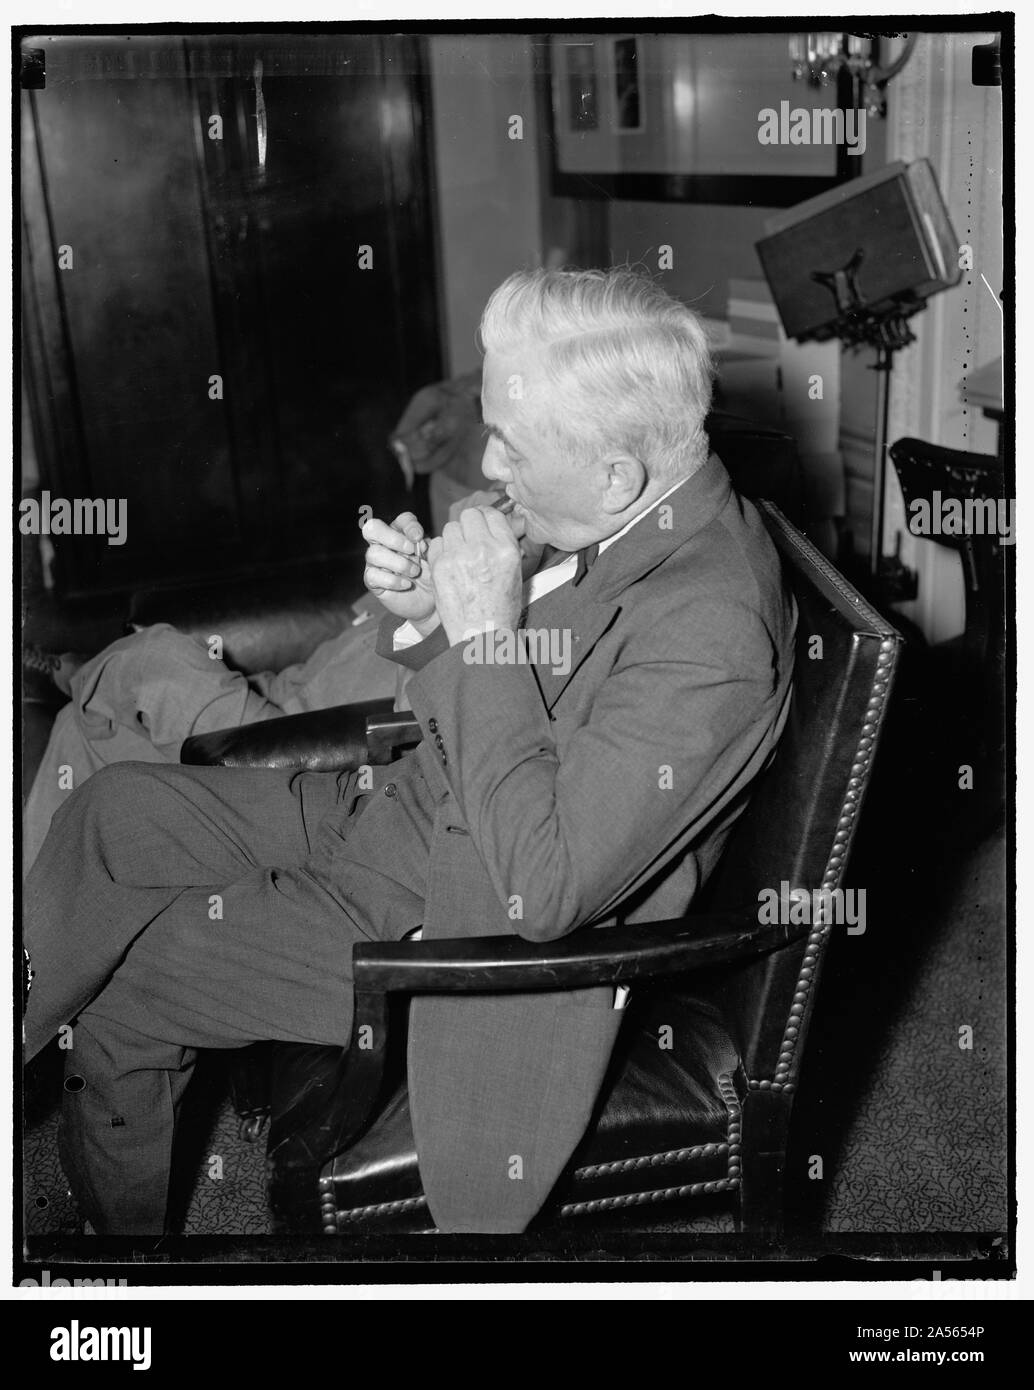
[480,438,509,485]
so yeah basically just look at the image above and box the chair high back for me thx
[888,436,1005,674]
[707,412,805,523]
[701,501,902,1085]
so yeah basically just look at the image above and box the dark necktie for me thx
[538,542,600,586]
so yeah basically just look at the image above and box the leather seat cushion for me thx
[130,571,361,675]
[322,983,744,1232]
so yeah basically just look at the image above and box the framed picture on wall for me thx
[546,32,864,205]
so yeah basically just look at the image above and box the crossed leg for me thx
[24,759,410,1234]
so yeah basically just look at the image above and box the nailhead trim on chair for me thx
[769,514,895,629]
[321,1180,428,1230]
[570,1140,727,1180]
[748,514,901,1093]
[320,1074,744,1231]
[558,1072,743,1217]
[765,636,897,1087]
[558,1176,741,1217]
[755,559,897,1092]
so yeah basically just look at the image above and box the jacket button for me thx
[428,718,439,733]
[384,783,398,798]
[440,754,448,766]
[434,734,444,749]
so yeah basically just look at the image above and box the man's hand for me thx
[361,511,438,624]
[389,371,485,489]
[448,489,546,581]
[428,506,524,646]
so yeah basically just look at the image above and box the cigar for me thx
[491,492,516,516]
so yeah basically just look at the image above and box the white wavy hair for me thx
[479,268,714,482]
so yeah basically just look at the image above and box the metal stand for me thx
[809,250,924,596]
[870,343,892,577]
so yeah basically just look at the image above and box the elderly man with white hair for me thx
[24,268,796,1236]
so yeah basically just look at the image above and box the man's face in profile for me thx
[479,348,603,550]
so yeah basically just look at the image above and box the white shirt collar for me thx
[522,473,694,607]
[597,473,691,553]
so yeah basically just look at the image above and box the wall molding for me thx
[881,31,1002,642]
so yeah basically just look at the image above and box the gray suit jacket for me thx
[373,454,796,1231]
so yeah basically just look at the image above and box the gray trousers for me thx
[24,759,427,1235]
[24,612,396,873]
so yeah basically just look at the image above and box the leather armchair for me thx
[888,437,1004,676]
[887,437,1005,832]
[182,501,901,1237]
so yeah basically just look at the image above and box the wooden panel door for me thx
[186,34,440,566]
[21,37,241,595]
[21,33,441,596]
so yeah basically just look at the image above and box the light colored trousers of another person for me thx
[24,613,397,874]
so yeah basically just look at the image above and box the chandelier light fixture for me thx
[788,32,918,116]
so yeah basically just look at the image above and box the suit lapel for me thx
[525,583,619,711]
[524,453,733,711]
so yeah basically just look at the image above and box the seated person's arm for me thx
[403,507,789,944]
[361,492,544,683]
[410,591,783,943]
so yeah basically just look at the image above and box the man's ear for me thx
[600,453,647,514]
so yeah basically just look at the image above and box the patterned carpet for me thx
[25,1050,272,1238]
[819,829,1006,1232]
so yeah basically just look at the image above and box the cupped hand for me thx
[428,506,524,646]
[361,511,436,622]
[448,490,545,581]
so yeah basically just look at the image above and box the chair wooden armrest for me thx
[350,911,801,994]
[180,700,423,771]
[364,710,422,765]
[270,911,806,1172]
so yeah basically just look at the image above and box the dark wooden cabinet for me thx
[21,33,441,597]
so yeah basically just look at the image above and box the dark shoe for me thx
[23,647,87,698]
